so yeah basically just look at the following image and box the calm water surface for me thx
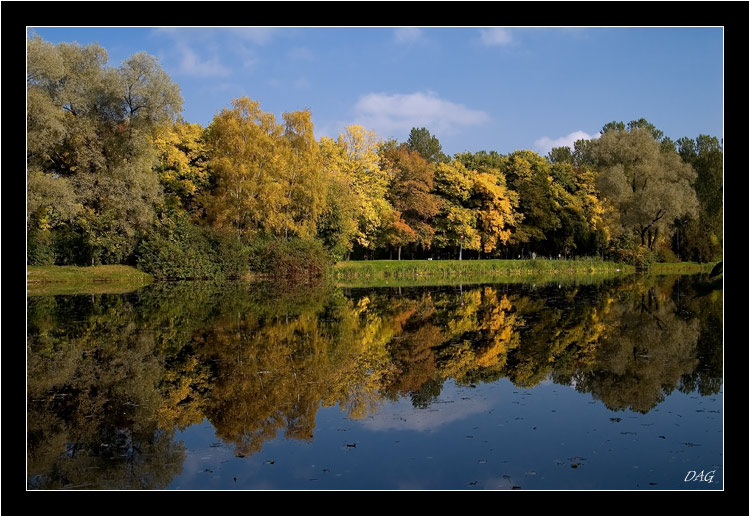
[27,274,723,490]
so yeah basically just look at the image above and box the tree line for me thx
[27,36,723,278]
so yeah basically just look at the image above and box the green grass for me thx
[27,265,154,296]
[330,258,634,281]
[335,270,629,289]
[647,262,718,274]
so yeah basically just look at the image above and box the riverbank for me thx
[26,260,718,295]
[27,265,154,296]
[646,262,717,274]
[330,258,634,280]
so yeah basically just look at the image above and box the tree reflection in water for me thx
[27,274,722,488]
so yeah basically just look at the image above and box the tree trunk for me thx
[398,245,401,261]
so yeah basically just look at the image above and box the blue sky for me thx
[29,26,723,157]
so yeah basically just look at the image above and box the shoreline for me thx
[26,260,717,295]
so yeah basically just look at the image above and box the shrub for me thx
[136,214,249,280]
[262,238,330,282]
[655,245,679,263]
[27,229,56,266]
[608,236,655,269]
[211,232,251,279]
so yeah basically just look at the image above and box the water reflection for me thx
[27,275,722,489]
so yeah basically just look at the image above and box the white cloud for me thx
[227,27,278,45]
[353,91,489,137]
[287,46,314,60]
[175,43,230,77]
[359,396,490,432]
[393,27,424,44]
[533,130,599,156]
[152,27,278,78]
[480,27,513,46]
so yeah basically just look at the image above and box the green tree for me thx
[406,127,448,164]
[27,35,182,265]
[673,135,723,261]
[592,123,698,250]
[499,150,559,255]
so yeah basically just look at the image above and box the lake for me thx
[26,274,722,490]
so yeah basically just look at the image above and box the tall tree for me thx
[280,109,325,239]
[433,160,480,258]
[317,137,360,260]
[204,97,284,238]
[406,127,448,164]
[152,119,209,213]
[498,150,559,255]
[27,35,182,264]
[674,135,723,261]
[326,125,393,250]
[472,172,518,256]
[380,146,443,255]
[592,124,698,250]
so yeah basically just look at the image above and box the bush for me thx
[136,214,250,280]
[211,232,251,279]
[655,245,679,263]
[609,236,655,269]
[27,229,56,266]
[261,237,330,282]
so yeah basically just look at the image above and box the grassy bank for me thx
[646,261,718,274]
[27,265,154,296]
[335,270,630,289]
[330,258,634,280]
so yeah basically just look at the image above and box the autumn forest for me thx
[27,35,723,279]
